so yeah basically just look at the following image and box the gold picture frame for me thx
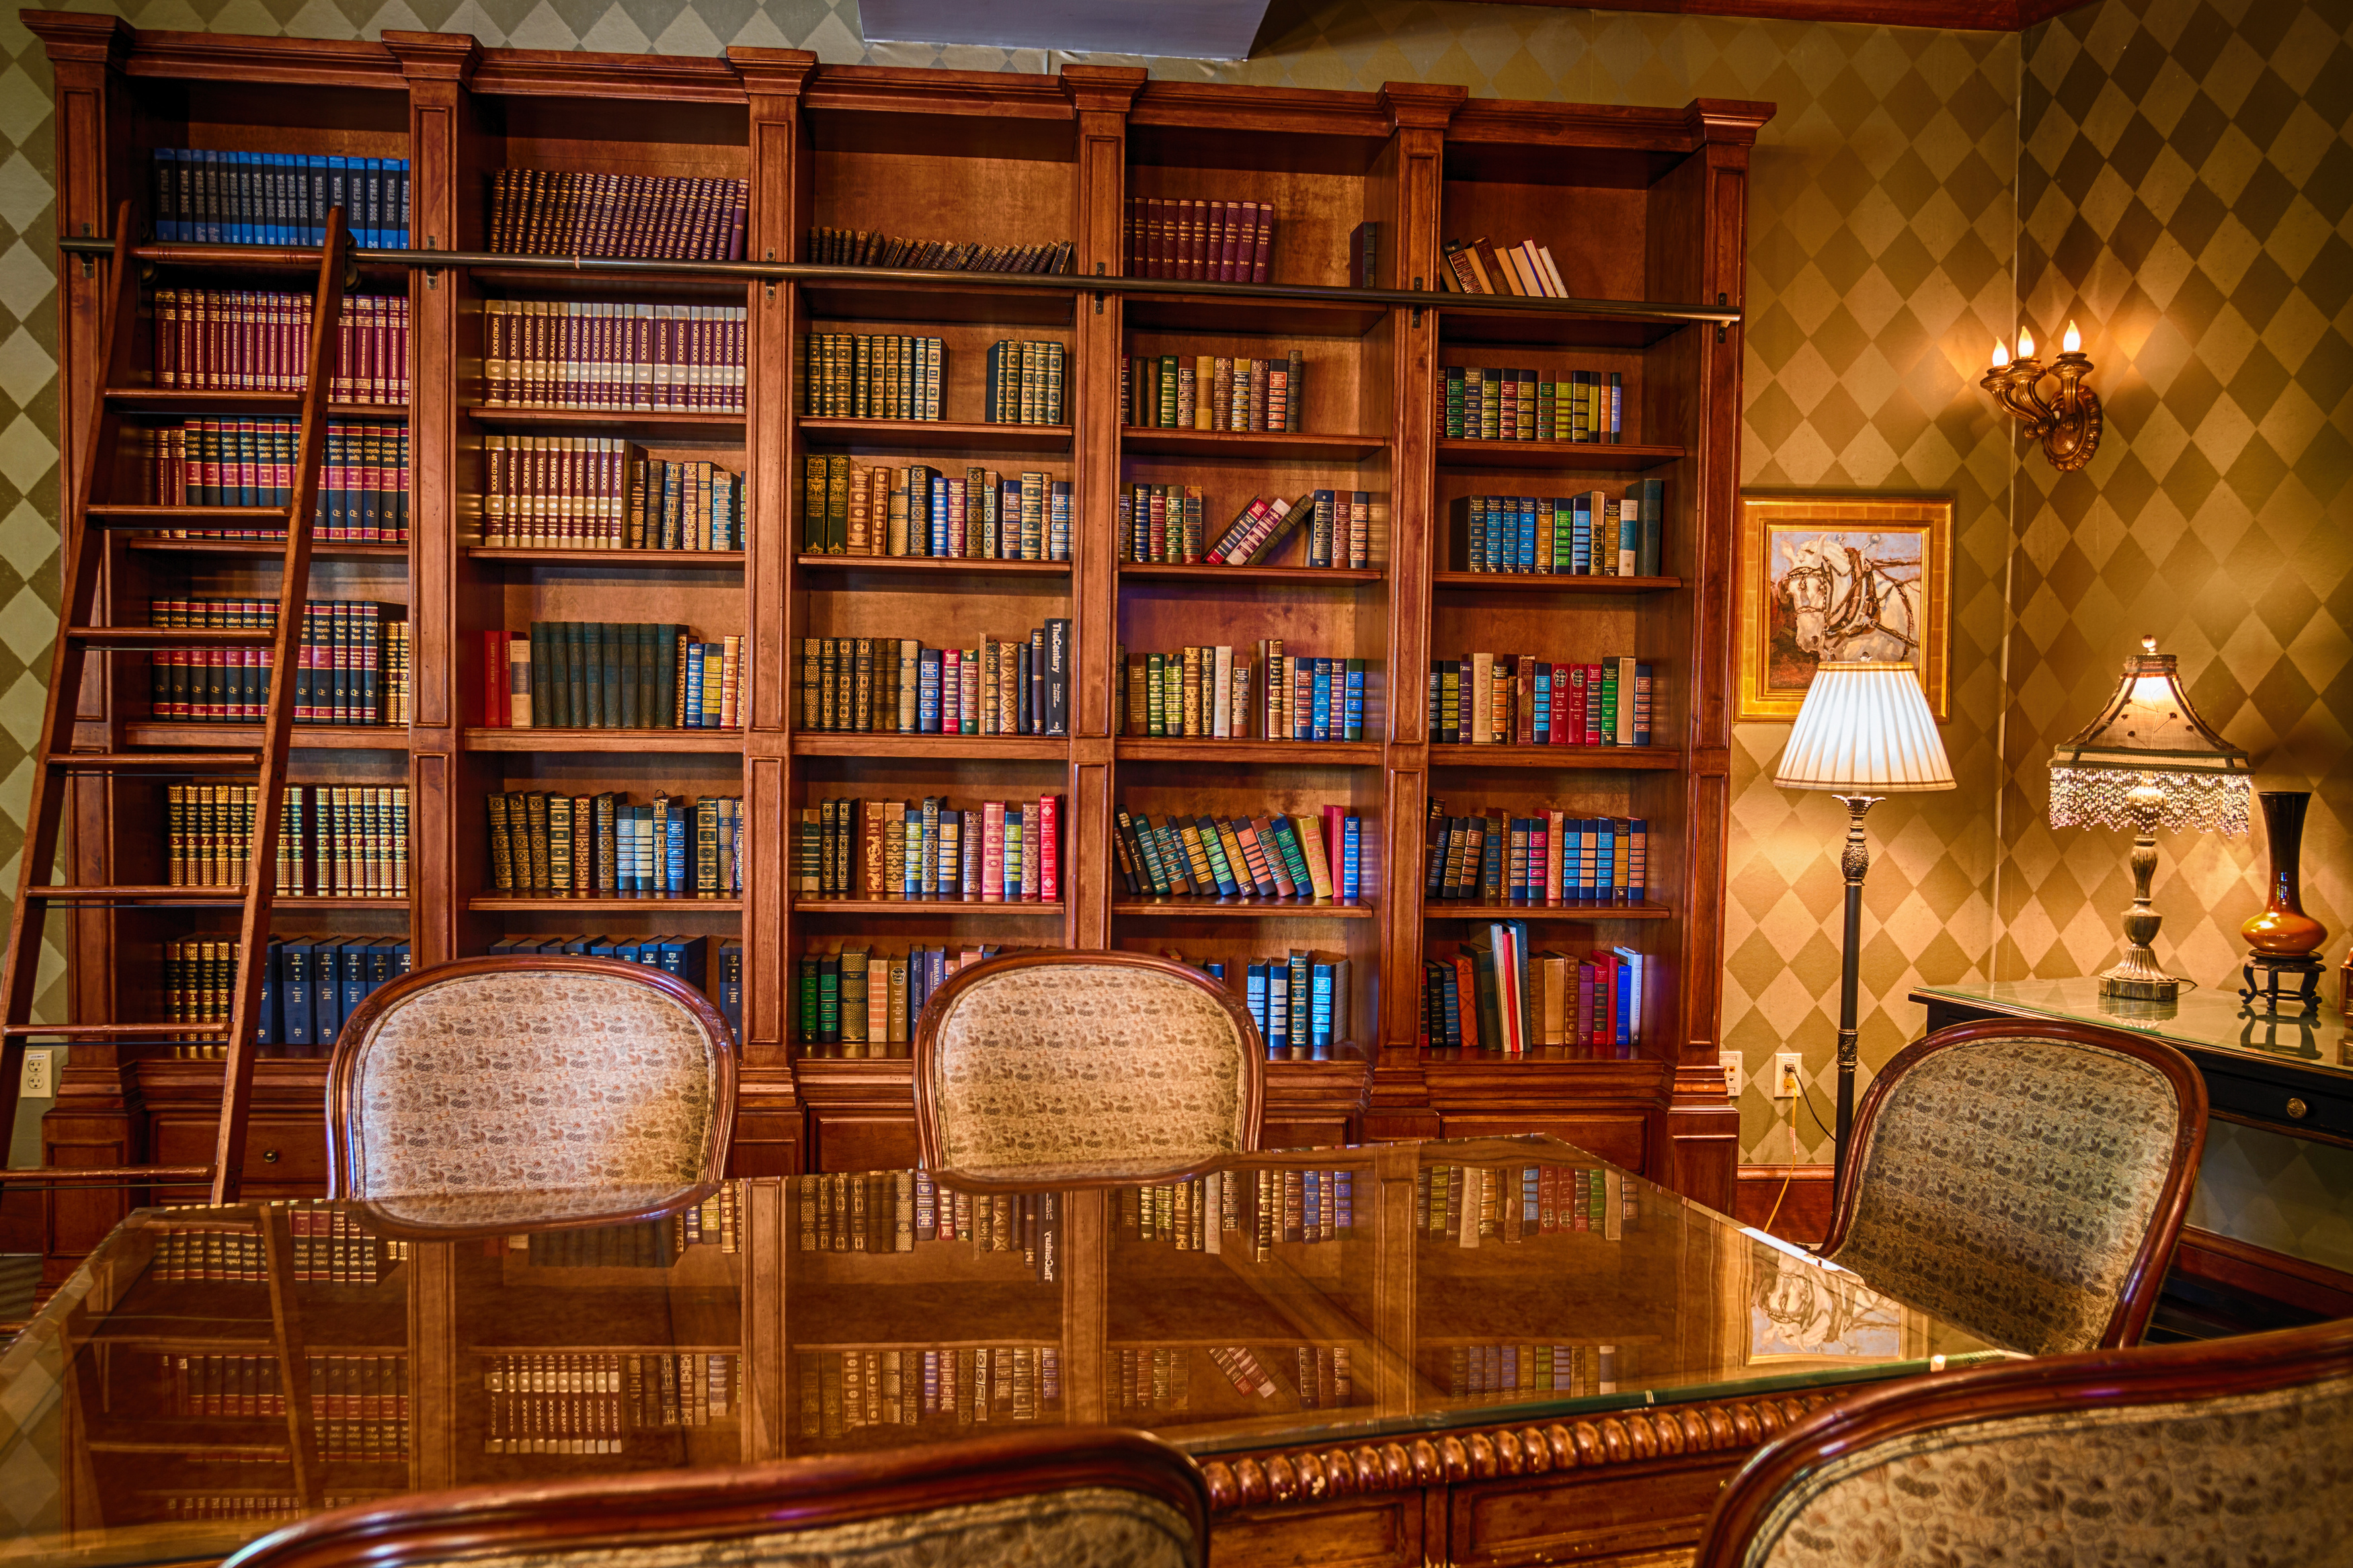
[1737,492,1952,723]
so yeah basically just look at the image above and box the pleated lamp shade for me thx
[1774,662,1955,793]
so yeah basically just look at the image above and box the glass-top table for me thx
[0,1137,2005,1568]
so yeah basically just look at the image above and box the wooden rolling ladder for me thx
[0,202,354,1206]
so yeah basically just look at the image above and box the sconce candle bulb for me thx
[1983,318,2102,470]
[1991,338,2009,368]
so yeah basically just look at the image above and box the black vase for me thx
[2243,790,2327,958]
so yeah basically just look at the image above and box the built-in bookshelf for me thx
[30,16,1763,1268]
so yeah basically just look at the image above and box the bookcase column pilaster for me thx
[1060,67,1144,952]
[387,33,479,968]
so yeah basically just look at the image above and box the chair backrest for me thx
[223,1428,1207,1568]
[326,956,734,1230]
[1819,1017,2205,1355]
[914,950,1265,1186]
[1691,1315,2353,1568]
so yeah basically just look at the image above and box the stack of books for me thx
[482,622,743,731]
[1119,1167,1357,1264]
[1439,237,1568,297]
[483,302,746,412]
[1444,365,1623,442]
[795,794,1062,904]
[804,229,1072,274]
[1425,804,1648,906]
[1417,1160,1640,1243]
[487,169,749,260]
[487,936,742,1040]
[1123,351,1304,431]
[796,1344,1060,1436]
[481,1352,739,1452]
[485,792,746,900]
[801,458,1070,561]
[159,935,419,1060]
[1429,653,1652,748]
[1111,804,1364,904]
[480,440,749,550]
[1423,921,1644,1055]
[139,418,411,542]
[1117,641,1367,743]
[159,1352,410,1458]
[147,598,409,727]
[795,942,1026,1056]
[984,340,1067,424]
[1454,484,1663,576]
[164,778,411,900]
[796,628,1072,737]
[797,333,943,420]
[155,290,411,401]
[150,149,410,247]
[1123,198,1275,282]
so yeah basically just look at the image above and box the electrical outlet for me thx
[20,1048,52,1100]
[1773,1052,1802,1100]
[1718,1050,1743,1099]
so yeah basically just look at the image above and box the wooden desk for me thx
[0,1139,2003,1568]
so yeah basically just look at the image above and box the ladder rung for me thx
[0,1165,215,1184]
[104,388,306,415]
[65,626,275,647]
[5,1022,230,1036]
[88,505,294,527]
[21,885,253,903]
[48,752,263,770]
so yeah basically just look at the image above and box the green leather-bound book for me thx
[599,621,622,729]
[655,624,683,729]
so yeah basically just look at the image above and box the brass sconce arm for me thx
[1983,331,2103,471]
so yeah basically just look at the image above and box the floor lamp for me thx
[1773,662,1954,1192]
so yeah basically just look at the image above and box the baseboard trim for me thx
[1732,1163,1835,1245]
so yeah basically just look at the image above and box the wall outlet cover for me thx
[21,1048,52,1099]
[1718,1050,1743,1099]
[1773,1051,1802,1099]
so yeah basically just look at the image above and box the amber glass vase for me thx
[2243,790,2328,958]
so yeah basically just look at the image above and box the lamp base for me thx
[2098,961,2180,1005]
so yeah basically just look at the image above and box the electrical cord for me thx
[1761,1069,1842,1238]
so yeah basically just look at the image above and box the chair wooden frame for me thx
[1690,1314,2353,1568]
[1820,1016,2208,1351]
[221,1427,1209,1568]
[325,954,738,1223]
[914,950,1267,1190]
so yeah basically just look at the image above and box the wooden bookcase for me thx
[27,14,1767,1273]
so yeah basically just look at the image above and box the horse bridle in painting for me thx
[1783,544,1922,655]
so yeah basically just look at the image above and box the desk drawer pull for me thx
[262,1148,281,1163]
[2286,1098,2309,1120]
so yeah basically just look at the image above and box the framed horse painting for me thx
[1735,492,1952,723]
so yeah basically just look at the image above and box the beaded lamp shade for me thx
[2048,636,2252,835]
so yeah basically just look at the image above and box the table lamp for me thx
[2048,636,2250,1004]
[1773,662,1954,1189]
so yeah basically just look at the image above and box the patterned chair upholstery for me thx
[914,952,1265,1186]
[1690,1316,2353,1568]
[326,956,735,1233]
[1819,1018,2205,1356]
[223,1428,1207,1568]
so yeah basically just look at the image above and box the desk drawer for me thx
[2201,1063,2353,1143]
[151,1115,330,1184]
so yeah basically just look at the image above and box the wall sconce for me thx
[1982,321,2102,470]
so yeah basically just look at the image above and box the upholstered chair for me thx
[223,1428,1207,1568]
[1818,1018,2206,1356]
[326,955,735,1233]
[1691,1315,2353,1568]
[914,950,1265,1186]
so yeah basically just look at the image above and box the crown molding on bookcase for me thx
[18,11,130,68]
[726,48,820,101]
[1060,65,1148,116]
[381,32,482,86]
[1376,83,1470,134]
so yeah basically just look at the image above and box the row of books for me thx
[984,340,1070,425]
[165,781,411,898]
[140,418,411,541]
[1417,1161,1641,1241]
[1431,654,1654,748]
[1437,1343,1620,1401]
[1123,196,1277,282]
[482,622,744,731]
[1425,807,1650,907]
[517,1204,735,1268]
[162,1354,410,1458]
[1113,806,1365,904]
[252,936,416,1057]
[148,598,409,726]
[797,1346,1060,1437]
[161,1495,381,1522]
[488,168,748,260]
[481,1354,737,1454]
[288,1202,399,1282]
[804,228,1074,276]
[794,794,1062,903]
[1440,236,1574,298]
[800,458,1072,561]
[479,440,749,551]
[485,794,746,899]
[486,936,742,1042]
[1121,487,1374,570]
[1445,365,1624,444]
[795,333,944,421]
[154,290,411,402]
[151,149,410,247]
[1429,924,1644,1057]
[1200,1345,1357,1411]
[797,1173,1058,1271]
[480,301,746,412]
[794,943,1012,1056]
[1118,643,1367,743]
[1122,352,1304,433]
[1454,483,1665,576]
[149,1210,400,1282]
[797,628,1073,737]
[1121,1167,1357,1254]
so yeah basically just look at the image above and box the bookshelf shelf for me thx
[1121,290,1391,338]
[791,735,1070,760]
[1113,898,1375,920]
[466,407,746,438]
[1425,903,1673,921]
[1434,440,1686,472]
[796,418,1074,455]
[465,263,758,298]
[467,897,744,912]
[793,899,1067,916]
[274,897,411,910]
[1430,571,1679,593]
[123,538,409,562]
[1115,739,1382,766]
[794,554,1070,579]
[104,390,410,419]
[121,724,409,751]
[469,548,744,568]
[463,729,746,753]
[1425,745,1682,771]
[1119,429,1388,462]
[1119,564,1382,585]
[799,278,1078,329]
